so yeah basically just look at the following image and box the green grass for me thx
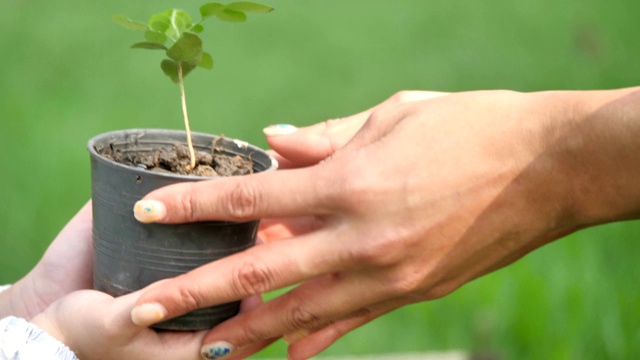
[1,0,639,359]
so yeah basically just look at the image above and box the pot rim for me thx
[87,128,278,180]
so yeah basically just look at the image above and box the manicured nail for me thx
[200,341,236,360]
[263,124,298,136]
[130,303,168,326]
[133,200,166,223]
[283,330,309,344]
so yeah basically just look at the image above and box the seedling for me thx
[113,2,273,170]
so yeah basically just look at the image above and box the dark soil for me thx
[97,139,254,177]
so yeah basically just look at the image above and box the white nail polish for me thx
[263,124,298,136]
[130,303,167,326]
[133,200,166,223]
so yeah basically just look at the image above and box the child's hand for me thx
[1,202,94,319]
[31,289,206,360]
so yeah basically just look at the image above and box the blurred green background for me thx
[1,0,639,358]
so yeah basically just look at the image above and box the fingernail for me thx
[133,200,166,223]
[283,330,309,344]
[131,303,168,326]
[263,124,298,136]
[200,341,236,360]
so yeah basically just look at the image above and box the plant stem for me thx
[178,62,197,170]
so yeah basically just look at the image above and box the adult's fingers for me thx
[239,294,263,313]
[193,271,397,359]
[107,291,148,333]
[265,150,297,169]
[258,216,322,243]
[285,310,380,360]
[203,296,400,360]
[132,230,345,326]
[264,116,369,167]
[286,297,414,360]
[335,91,450,153]
[134,167,336,224]
[263,91,449,168]
[290,321,374,360]
[201,296,274,360]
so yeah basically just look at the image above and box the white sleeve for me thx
[0,286,10,294]
[0,316,78,360]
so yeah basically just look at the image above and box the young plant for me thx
[113,2,273,170]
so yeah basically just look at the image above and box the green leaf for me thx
[215,9,247,22]
[161,59,197,83]
[149,13,171,33]
[166,32,203,63]
[170,9,194,35]
[161,59,179,83]
[226,2,274,13]
[182,62,197,78]
[161,60,180,83]
[112,15,148,31]
[145,31,168,44]
[198,52,214,69]
[191,24,204,33]
[150,21,170,33]
[200,2,224,18]
[131,42,168,50]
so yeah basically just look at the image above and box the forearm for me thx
[538,87,640,227]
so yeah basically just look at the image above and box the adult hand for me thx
[264,90,447,169]
[0,201,94,319]
[31,289,207,360]
[130,88,640,359]
[260,91,446,242]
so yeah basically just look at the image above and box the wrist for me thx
[0,316,77,360]
[537,87,640,227]
[30,312,66,347]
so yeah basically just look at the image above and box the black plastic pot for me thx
[87,129,277,330]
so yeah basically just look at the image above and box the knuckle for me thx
[344,228,411,268]
[384,264,454,299]
[177,186,197,221]
[287,304,325,330]
[346,240,395,268]
[346,306,374,320]
[240,321,272,344]
[387,90,414,104]
[231,262,275,296]
[423,282,459,300]
[364,108,386,126]
[174,281,206,312]
[225,181,261,220]
[336,173,373,210]
[322,118,343,129]
[386,269,425,297]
